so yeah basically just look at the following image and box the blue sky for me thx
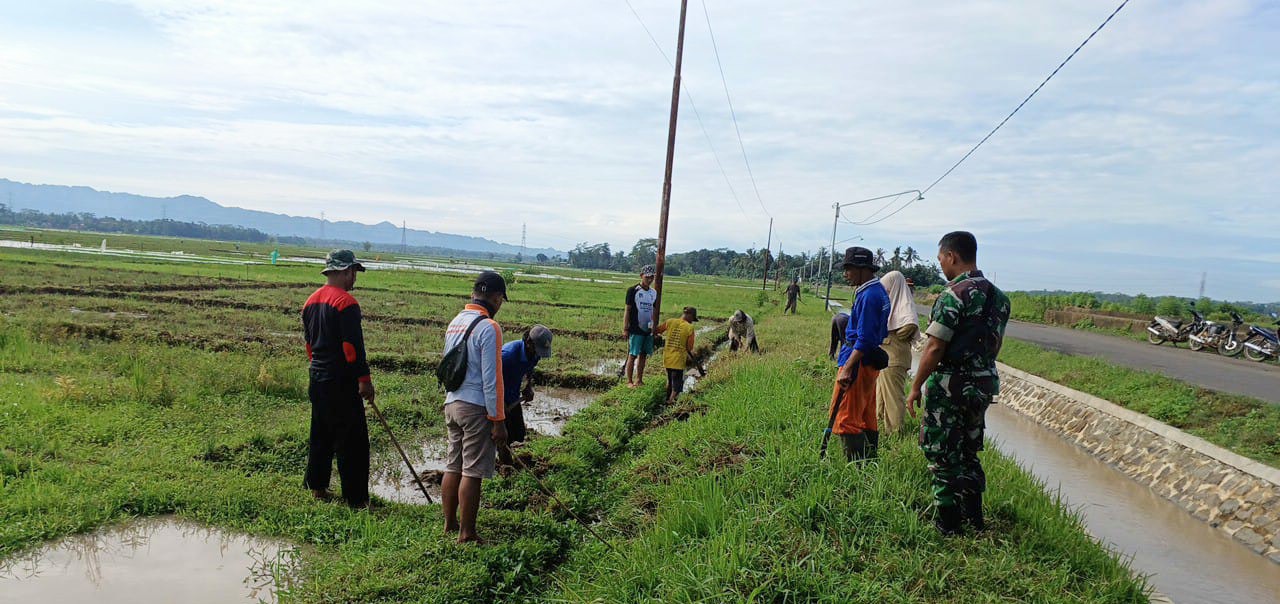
[0,1,1277,301]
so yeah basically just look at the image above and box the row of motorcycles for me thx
[1146,304,1280,362]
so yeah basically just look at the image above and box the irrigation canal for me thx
[985,404,1280,603]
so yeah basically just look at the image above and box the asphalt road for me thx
[910,304,1280,404]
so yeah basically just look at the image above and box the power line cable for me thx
[622,0,749,217]
[921,0,1131,196]
[852,0,1132,226]
[701,0,771,218]
[844,192,909,225]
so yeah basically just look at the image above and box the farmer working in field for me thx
[441,271,509,544]
[875,270,919,435]
[728,310,760,353]
[908,231,1010,535]
[497,325,553,465]
[301,249,375,509]
[623,265,658,388]
[655,306,699,405]
[831,246,890,461]
[784,277,801,314]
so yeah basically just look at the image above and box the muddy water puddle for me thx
[590,358,624,377]
[371,388,596,505]
[370,440,449,505]
[986,404,1280,604]
[0,517,295,604]
[522,387,595,437]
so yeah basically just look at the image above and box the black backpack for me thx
[437,315,488,392]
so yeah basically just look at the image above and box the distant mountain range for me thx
[0,178,563,258]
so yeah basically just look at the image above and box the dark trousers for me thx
[304,377,370,506]
[784,298,798,314]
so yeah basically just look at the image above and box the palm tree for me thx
[891,247,903,270]
[874,248,887,266]
[904,246,921,267]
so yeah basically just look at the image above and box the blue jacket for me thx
[836,278,891,368]
[501,339,539,404]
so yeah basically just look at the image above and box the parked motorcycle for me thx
[1215,312,1248,357]
[1242,317,1280,362]
[1190,311,1243,354]
[1147,305,1207,346]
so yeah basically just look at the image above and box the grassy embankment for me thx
[998,339,1280,467]
[1,241,1147,602]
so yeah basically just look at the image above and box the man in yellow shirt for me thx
[656,306,699,404]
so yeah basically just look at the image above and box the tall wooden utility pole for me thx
[760,217,772,291]
[651,0,689,323]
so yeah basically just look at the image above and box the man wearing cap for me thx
[623,265,658,388]
[831,246,891,461]
[655,306,699,404]
[497,325,553,464]
[301,249,375,508]
[441,270,509,544]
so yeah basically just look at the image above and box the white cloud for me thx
[0,0,1276,299]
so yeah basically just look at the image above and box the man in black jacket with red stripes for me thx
[302,249,376,508]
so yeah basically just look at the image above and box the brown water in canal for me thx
[0,517,291,604]
[985,404,1280,604]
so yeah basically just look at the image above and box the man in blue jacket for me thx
[831,246,891,461]
[497,324,553,464]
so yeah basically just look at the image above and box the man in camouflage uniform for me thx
[907,231,1010,535]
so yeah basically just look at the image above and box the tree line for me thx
[1006,290,1279,324]
[568,239,945,286]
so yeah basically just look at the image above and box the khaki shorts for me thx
[445,401,497,479]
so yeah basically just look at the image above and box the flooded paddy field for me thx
[0,517,296,604]
[0,236,757,601]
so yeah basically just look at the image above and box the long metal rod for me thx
[367,400,433,504]
[503,443,618,554]
[651,0,689,325]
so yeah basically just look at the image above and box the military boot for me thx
[935,505,963,536]
[962,492,986,532]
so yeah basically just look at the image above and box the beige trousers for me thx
[875,324,917,434]
[875,365,909,434]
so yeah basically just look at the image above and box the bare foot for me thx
[627,382,638,389]
[457,534,485,545]
[311,489,335,502]
[444,523,459,535]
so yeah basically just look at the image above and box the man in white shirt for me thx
[623,265,658,388]
[441,271,509,544]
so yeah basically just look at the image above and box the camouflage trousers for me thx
[918,372,993,508]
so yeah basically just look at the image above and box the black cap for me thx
[841,246,878,271]
[475,270,509,301]
[682,306,699,322]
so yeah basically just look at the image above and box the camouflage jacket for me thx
[924,270,1010,379]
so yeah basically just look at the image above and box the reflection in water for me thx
[986,404,1280,604]
[0,517,295,604]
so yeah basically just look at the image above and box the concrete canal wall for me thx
[996,363,1280,564]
